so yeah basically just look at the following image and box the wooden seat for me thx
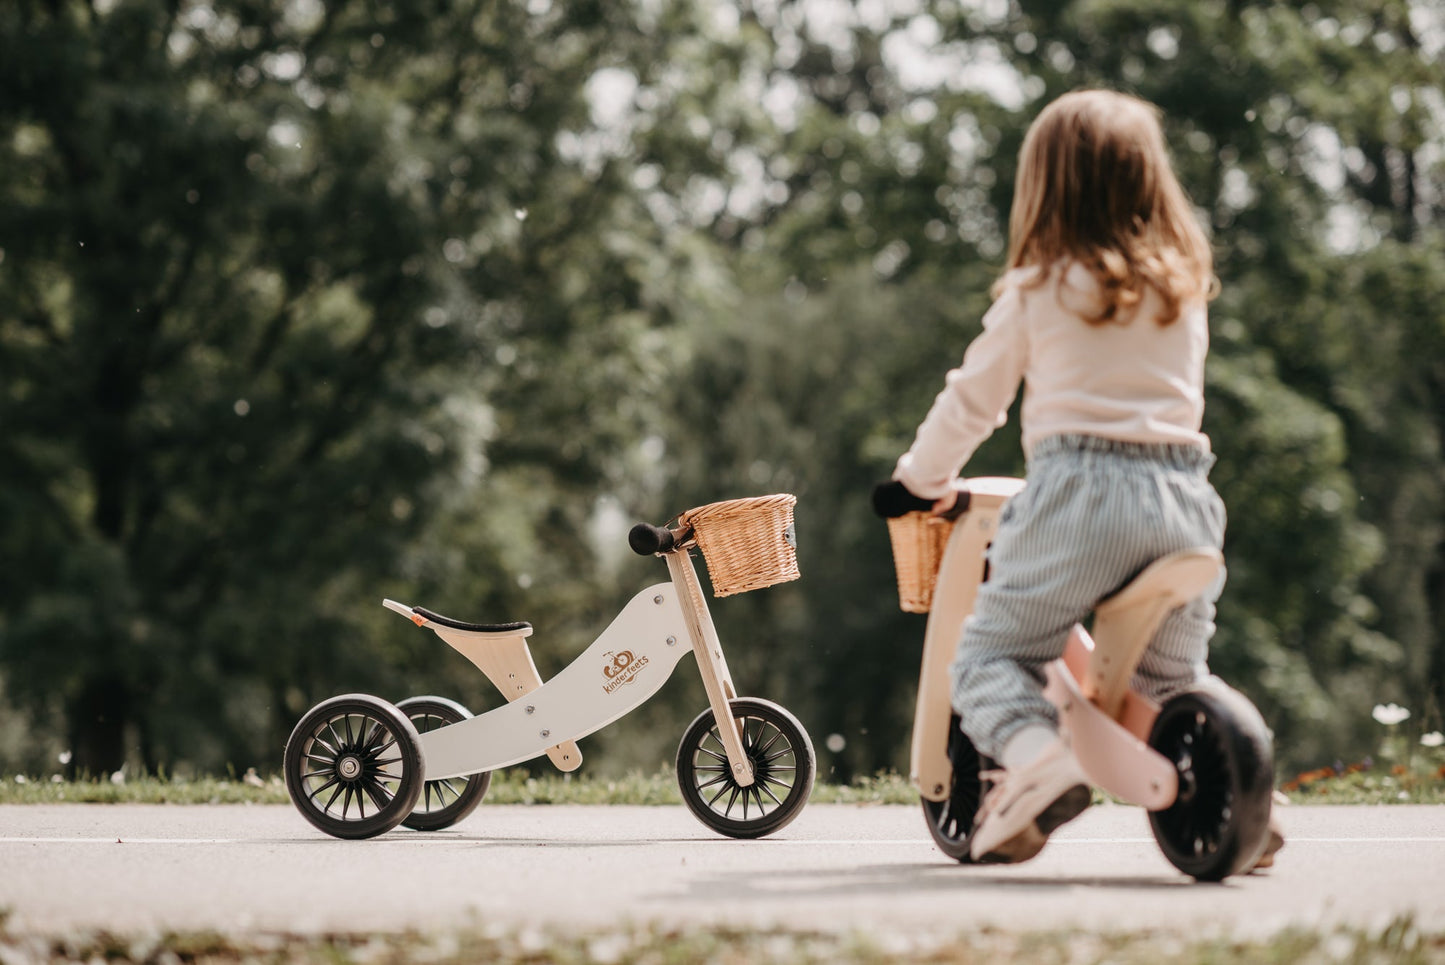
[383,599,580,771]
[1084,548,1224,718]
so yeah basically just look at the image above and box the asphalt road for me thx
[2,803,1441,939]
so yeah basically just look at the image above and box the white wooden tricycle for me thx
[874,478,1275,880]
[283,494,816,840]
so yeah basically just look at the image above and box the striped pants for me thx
[948,434,1227,759]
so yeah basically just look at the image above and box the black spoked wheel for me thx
[920,713,995,862]
[1148,681,1275,880]
[676,697,815,839]
[396,695,491,832]
[283,694,425,840]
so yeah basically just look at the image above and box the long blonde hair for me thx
[996,89,1216,324]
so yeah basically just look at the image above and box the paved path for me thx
[2,803,1441,938]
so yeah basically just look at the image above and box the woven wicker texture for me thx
[678,493,800,597]
[885,512,954,613]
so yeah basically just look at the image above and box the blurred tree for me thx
[0,0,706,776]
[640,0,1443,773]
[1,0,1439,783]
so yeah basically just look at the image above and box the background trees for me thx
[1,0,1439,781]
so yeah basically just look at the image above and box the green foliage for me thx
[644,0,1445,776]
[0,0,696,776]
[0,0,1441,781]
[6,760,1441,805]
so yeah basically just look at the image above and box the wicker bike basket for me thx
[677,493,800,597]
[885,512,954,613]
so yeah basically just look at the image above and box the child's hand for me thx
[931,491,959,515]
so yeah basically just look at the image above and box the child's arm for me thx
[894,288,1027,500]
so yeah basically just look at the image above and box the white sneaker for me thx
[969,739,1091,863]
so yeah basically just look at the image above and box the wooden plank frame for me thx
[419,623,583,772]
[911,478,1024,801]
[666,548,756,788]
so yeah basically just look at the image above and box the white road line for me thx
[0,832,242,837]
[1060,837,1445,844]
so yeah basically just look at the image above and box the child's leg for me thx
[952,439,1226,758]
[1132,575,1222,704]
[1133,467,1226,702]
[948,453,1158,761]
[949,436,1224,862]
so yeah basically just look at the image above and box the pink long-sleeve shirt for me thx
[894,262,1211,500]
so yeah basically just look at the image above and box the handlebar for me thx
[628,521,689,556]
[871,480,972,520]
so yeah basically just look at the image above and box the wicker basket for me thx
[885,512,954,613]
[678,493,800,597]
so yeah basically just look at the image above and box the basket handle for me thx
[871,480,972,520]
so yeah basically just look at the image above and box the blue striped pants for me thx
[948,434,1227,759]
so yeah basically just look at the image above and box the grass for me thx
[0,916,1440,964]
[1,758,1443,805]
[1277,757,1445,805]
[0,767,917,806]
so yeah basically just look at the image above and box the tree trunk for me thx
[66,674,130,778]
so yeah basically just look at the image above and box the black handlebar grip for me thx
[871,480,934,518]
[628,522,676,556]
[871,480,972,520]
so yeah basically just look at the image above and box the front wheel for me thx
[1148,681,1274,880]
[283,694,425,840]
[676,698,815,839]
[920,713,995,862]
[396,696,492,831]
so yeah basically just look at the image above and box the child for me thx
[893,89,1226,863]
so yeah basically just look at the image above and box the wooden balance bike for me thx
[284,494,815,841]
[873,478,1275,880]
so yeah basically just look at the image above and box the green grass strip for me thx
[0,768,918,806]
[1,764,1441,806]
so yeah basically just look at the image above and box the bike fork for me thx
[665,550,757,787]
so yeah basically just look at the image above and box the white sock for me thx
[1000,724,1058,771]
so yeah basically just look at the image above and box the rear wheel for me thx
[396,696,491,831]
[920,713,993,862]
[1148,681,1274,880]
[676,698,815,839]
[283,694,424,840]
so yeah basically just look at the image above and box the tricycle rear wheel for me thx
[283,694,424,840]
[396,695,492,831]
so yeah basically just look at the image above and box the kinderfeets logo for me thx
[602,649,649,693]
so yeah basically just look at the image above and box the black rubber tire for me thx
[920,713,995,862]
[1148,680,1275,880]
[396,696,492,832]
[676,697,815,839]
[283,693,425,840]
